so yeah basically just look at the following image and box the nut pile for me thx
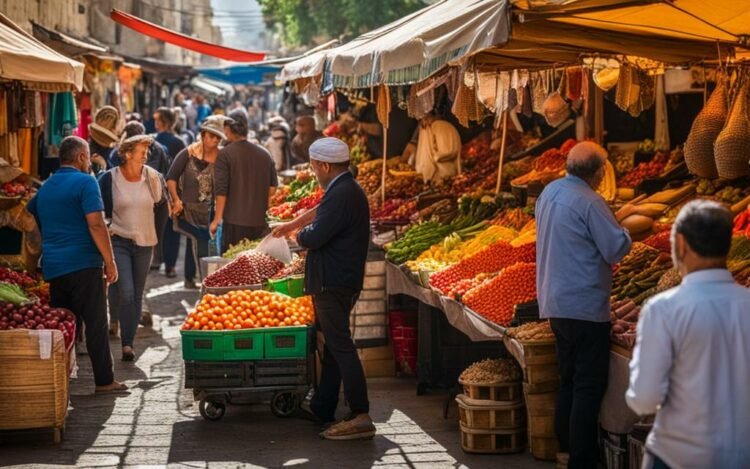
[506,320,555,341]
[459,358,522,384]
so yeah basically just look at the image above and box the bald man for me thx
[536,141,634,469]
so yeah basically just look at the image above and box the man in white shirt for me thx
[626,200,750,469]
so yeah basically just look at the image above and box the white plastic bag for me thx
[255,234,293,264]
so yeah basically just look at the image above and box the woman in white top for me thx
[99,135,166,361]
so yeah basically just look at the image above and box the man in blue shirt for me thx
[536,141,633,468]
[27,136,125,393]
[153,107,186,279]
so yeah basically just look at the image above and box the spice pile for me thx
[460,358,522,384]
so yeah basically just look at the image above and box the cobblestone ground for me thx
[1,248,549,469]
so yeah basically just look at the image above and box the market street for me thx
[1,255,546,469]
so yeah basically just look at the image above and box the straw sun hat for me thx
[88,106,121,148]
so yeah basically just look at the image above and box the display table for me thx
[386,262,505,341]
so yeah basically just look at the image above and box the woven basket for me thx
[715,77,750,180]
[684,77,728,178]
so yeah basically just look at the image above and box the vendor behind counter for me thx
[353,104,417,158]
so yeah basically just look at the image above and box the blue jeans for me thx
[109,236,153,347]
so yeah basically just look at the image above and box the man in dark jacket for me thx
[273,137,374,441]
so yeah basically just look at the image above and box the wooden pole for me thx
[495,110,509,194]
[379,85,391,205]
[381,130,388,204]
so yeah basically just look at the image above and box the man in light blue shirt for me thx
[627,200,750,469]
[536,141,633,468]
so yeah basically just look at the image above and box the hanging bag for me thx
[684,75,728,178]
[715,74,750,179]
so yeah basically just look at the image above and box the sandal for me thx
[95,381,129,393]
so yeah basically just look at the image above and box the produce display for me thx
[612,252,673,302]
[203,252,285,288]
[0,303,76,347]
[1,181,29,198]
[0,282,31,305]
[642,230,671,253]
[268,188,323,222]
[0,267,37,289]
[267,171,321,222]
[222,238,261,260]
[270,254,306,279]
[386,222,453,265]
[733,207,750,234]
[463,262,537,326]
[505,320,554,341]
[610,299,640,349]
[619,184,696,235]
[371,199,417,224]
[459,358,522,384]
[182,290,314,330]
[618,151,669,188]
[429,242,535,295]
[445,272,496,300]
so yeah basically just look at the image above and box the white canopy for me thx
[0,13,84,92]
[281,0,510,86]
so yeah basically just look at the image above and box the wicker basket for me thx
[0,329,69,442]
[684,76,728,178]
[715,77,750,180]
[456,394,526,430]
[459,379,523,402]
[459,423,526,454]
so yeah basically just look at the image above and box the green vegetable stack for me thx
[386,222,453,264]
[0,281,31,305]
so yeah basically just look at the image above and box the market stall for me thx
[0,13,86,443]
[271,0,750,463]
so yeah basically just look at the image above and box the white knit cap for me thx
[309,137,350,163]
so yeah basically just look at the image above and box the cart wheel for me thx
[199,398,226,421]
[270,391,300,418]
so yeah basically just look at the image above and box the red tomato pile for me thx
[204,252,284,287]
[463,262,537,326]
[445,272,496,300]
[429,241,536,294]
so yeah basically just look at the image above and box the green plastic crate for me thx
[223,329,264,360]
[264,326,309,359]
[267,278,290,296]
[181,330,224,361]
[288,275,305,298]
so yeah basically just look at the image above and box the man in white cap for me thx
[273,137,374,440]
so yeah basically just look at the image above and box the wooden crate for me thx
[519,339,558,365]
[524,362,559,386]
[459,423,526,454]
[0,329,69,442]
[459,379,522,402]
[456,394,526,430]
[529,435,559,461]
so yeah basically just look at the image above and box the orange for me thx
[215,322,224,330]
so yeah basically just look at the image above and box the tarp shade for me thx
[31,21,109,57]
[282,0,510,86]
[514,0,750,43]
[110,9,267,63]
[0,13,84,91]
[198,64,281,85]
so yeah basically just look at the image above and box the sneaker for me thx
[319,413,376,441]
[184,279,198,290]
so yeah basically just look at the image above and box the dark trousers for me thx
[50,267,114,386]
[163,217,182,270]
[311,289,369,421]
[151,202,169,267]
[173,217,210,281]
[220,222,267,254]
[550,318,611,469]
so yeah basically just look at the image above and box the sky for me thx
[209,0,266,51]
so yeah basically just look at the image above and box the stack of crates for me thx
[519,339,560,461]
[351,248,388,346]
